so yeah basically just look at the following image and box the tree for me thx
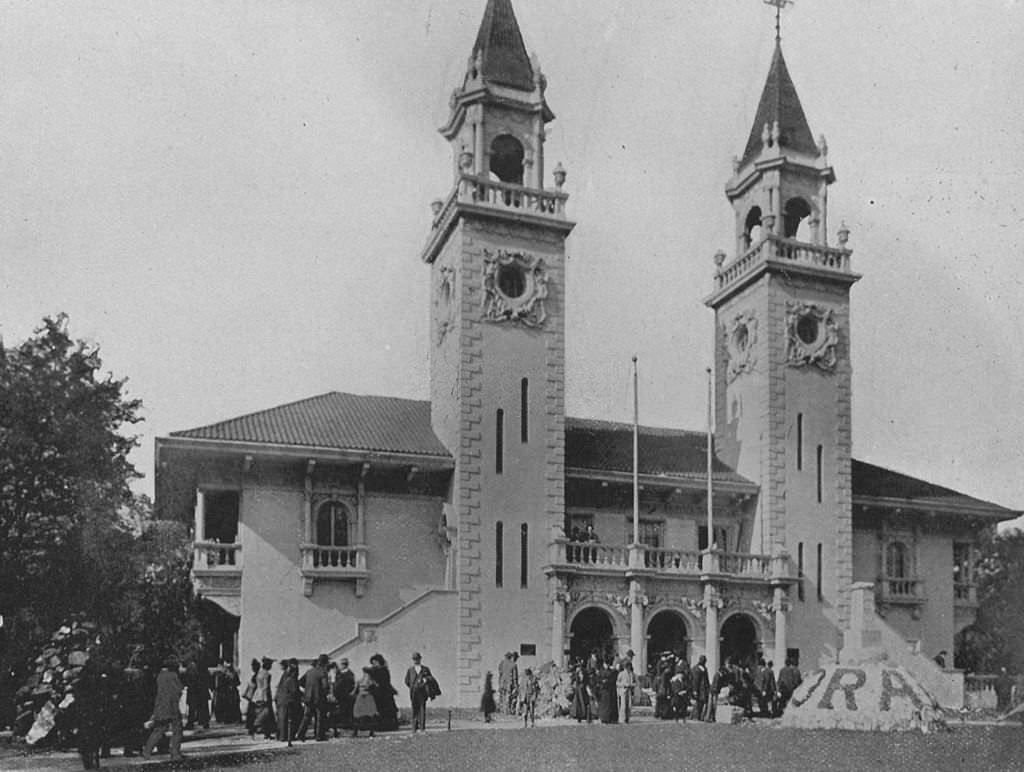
[0,315,142,667]
[955,528,1024,673]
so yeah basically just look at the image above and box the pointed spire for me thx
[740,43,818,167]
[471,0,534,91]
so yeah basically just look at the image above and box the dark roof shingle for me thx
[171,392,450,458]
[741,43,818,166]
[472,0,534,91]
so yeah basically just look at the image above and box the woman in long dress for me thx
[368,654,399,731]
[597,661,619,724]
[480,671,497,722]
[569,665,590,722]
[351,668,379,738]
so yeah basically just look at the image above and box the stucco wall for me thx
[237,483,447,673]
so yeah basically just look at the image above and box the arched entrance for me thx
[569,607,616,664]
[646,610,689,667]
[720,613,759,668]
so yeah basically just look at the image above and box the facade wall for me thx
[235,479,447,676]
[715,270,854,667]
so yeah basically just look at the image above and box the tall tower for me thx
[421,0,575,705]
[705,41,859,665]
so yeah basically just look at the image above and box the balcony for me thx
[299,544,369,598]
[876,576,926,616]
[191,541,242,598]
[423,174,573,263]
[954,582,978,607]
[713,234,854,293]
[546,540,792,585]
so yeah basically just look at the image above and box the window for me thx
[495,409,504,474]
[816,445,824,503]
[953,542,972,585]
[625,519,663,547]
[797,542,805,602]
[316,502,349,547]
[496,521,504,588]
[521,378,529,443]
[885,541,910,579]
[783,197,812,240]
[816,543,823,601]
[520,524,528,588]
[698,525,730,551]
[314,501,351,568]
[796,413,803,471]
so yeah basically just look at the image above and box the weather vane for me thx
[763,0,793,43]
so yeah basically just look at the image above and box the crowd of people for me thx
[234,651,440,746]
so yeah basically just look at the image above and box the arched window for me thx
[783,197,812,240]
[744,206,763,248]
[490,135,524,184]
[316,501,349,547]
[886,541,910,579]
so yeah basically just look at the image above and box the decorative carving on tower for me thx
[785,301,839,371]
[724,312,758,382]
[482,249,549,326]
[435,266,456,344]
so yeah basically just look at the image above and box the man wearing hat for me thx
[142,658,184,761]
[253,657,276,739]
[404,652,436,733]
[296,654,330,741]
[333,658,356,733]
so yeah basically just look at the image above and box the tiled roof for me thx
[565,417,752,486]
[472,0,534,91]
[741,43,819,166]
[171,392,450,458]
[852,459,1015,517]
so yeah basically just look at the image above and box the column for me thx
[629,579,644,672]
[551,579,566,666]
[193,489,205,542]
[302,466,313,543]
[773,586,788,667]
[474,116,485,176]
[704,584,720,676]
[357,481,367,544]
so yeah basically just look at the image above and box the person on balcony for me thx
[583,524,600,564]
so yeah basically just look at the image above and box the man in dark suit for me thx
[296,654,329,741]
[404,652,435,732]
[692,654,711,722]
[333,658,356,733]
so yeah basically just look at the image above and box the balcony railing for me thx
[549,540,790,582]
[714,234,853,291]
[193,541,242,572]
[433,174,568,228]
[954,582,978,606]
[299,544,369,598]
[877,576,925,604]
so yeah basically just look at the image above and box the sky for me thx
[1,0,1023,527]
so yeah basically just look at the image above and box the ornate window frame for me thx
[785,301,839,371]
[482,249,549,327]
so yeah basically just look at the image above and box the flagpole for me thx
[706,366,713,549]
[632,356,639,546]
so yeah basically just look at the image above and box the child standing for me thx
[480,671,497,723]
[520,668,539,728]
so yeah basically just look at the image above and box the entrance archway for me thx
[720,613,759,668]
[569,607,615,664]
[647,610,689,668]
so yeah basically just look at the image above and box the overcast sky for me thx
[1,0,1022,527]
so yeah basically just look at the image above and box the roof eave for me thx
[852,493,1018,521]
[566,466,759,495]
[157,435,454,471]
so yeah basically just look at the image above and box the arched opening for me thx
[886,541,909,579]
[569,607,616,664]
[744,206,763,249]
[783,197,812,241]
[720,613,759,669]
[315,501,350,567]
[489,134,525,184]
[646,610,689,668]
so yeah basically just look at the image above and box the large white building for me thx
[156,0,1016,708]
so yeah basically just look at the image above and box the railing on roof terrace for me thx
[432,174,568,229]
[550,541,789,581]
[193,541,242,572]
[714,234,852,290]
